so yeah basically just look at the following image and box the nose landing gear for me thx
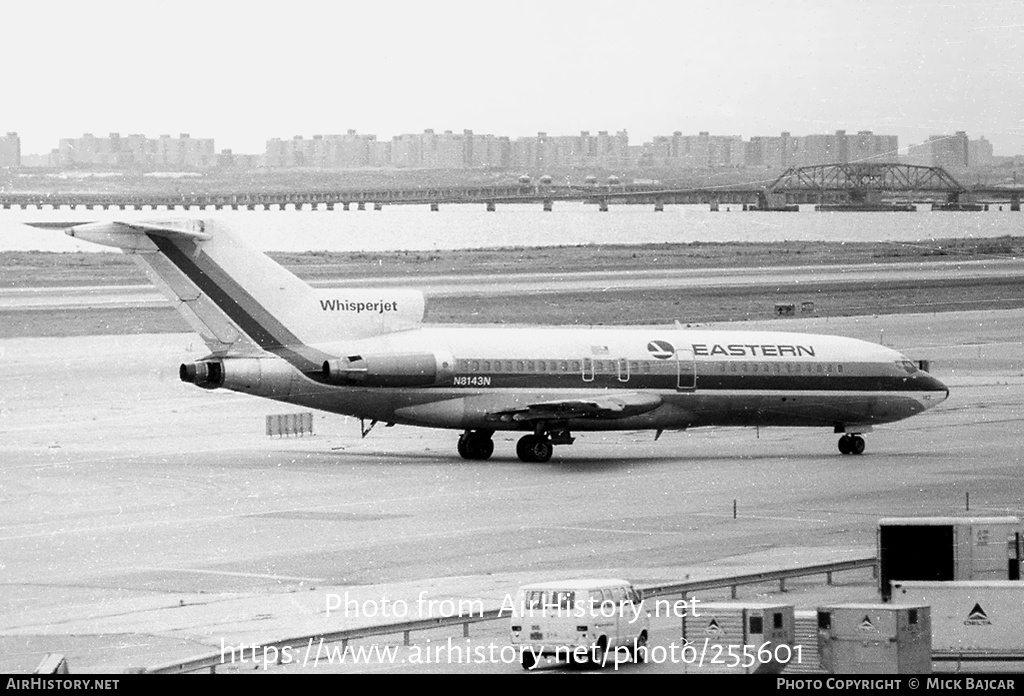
[838,434,866,455]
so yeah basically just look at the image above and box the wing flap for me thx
[487,392,663,423]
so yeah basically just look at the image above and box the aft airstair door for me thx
[676,348,696,391]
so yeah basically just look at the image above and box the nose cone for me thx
[916,371,949,408]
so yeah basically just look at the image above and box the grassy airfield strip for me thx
[1,237,1022,337]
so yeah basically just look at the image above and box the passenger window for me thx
[570,361,580,372]
[482,360,490,371]
[516,361,524,372]
[537,361,545,372]
[838,364,844,373]
[559,361,568,372]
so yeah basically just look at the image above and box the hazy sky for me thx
[4,0,1022,156]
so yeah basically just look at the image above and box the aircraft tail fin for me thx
[37,220,425,367]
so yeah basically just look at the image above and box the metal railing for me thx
[144,556,876,673]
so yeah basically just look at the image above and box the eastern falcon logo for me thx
[647,340,675,359]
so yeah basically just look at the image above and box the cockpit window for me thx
[897,359,918,374]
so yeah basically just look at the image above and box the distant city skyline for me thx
[5,125,1009,160]
[2,1,1021,155]
[15,127,991,173]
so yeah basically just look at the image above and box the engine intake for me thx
[322,353,444,387]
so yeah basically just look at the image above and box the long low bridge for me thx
[1,164,1021,212]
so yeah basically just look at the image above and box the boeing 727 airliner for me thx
[35,219,949,462]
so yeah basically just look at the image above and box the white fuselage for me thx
[232,325,948,433]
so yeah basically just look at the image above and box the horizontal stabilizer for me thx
[23,221,93,230]
[26,220,212,248]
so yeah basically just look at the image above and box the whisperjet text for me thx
[691,343,816,357]
[320,299,399,314]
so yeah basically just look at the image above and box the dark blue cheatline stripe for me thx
[149,234,330,372]
[445,372,946,392]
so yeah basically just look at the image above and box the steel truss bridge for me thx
[766,163,968,207]
[1,163,1021,212]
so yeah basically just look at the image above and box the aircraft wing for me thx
[487,392,663,423]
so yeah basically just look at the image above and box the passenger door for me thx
[676,347,696,391]
[582,357,595,382]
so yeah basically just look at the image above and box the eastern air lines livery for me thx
[41,219,949,462]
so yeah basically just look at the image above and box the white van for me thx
[509,578,650,669]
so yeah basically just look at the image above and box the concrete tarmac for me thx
[0,310,1022,673]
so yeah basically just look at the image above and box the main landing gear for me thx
[838,434,866,455]
[517,425,573,463]
[516,434,553,463]
[457,430,494,460]
[456,426,572,462]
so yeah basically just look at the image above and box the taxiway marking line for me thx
[145,567,326,583]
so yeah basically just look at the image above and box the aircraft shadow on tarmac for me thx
[276,446,865,472]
